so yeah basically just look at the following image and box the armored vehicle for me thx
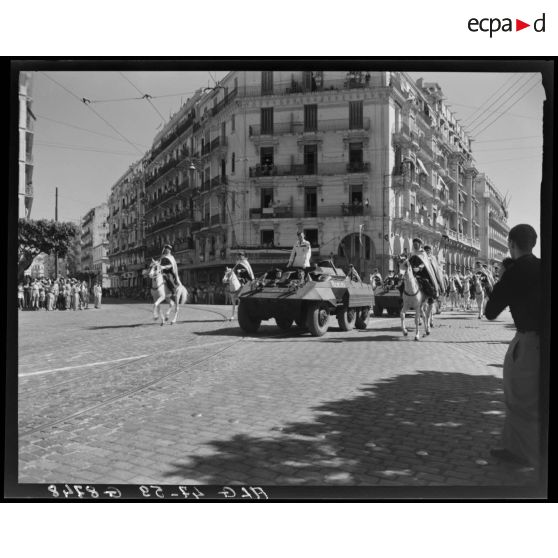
[373,286,403,317]
[373,286,442,317]
[237,261,374,337]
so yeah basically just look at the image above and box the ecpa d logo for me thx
[468,13,546,37]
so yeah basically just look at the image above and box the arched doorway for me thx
[338,233,375,275]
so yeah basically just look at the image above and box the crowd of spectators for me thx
[17,276,104,311]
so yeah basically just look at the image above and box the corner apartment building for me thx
[81,203,109,284]
[19,72,35,219]
[116,70,509,284]
[475,173,510,274]
[107,159,147,291]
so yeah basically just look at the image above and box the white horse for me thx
[144,259,188,325]
[448,277,459,310]
[399,259,432,341]
[459,276,471,310]
[222,267,243,320]
[473,274,486,319]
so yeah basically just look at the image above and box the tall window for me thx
[261,188,274,209]
[304,228,319,247]
[303,144,318,174]
[349,184,363,205]
[304,187,317,217]
[231,152,235,173]
[261,72,273,95]
[349,100,363,129]
[260,146,274,167]
[261,229,274,247]
[304,104,318,132]
[231,114,235,132]
[261,107,274,135]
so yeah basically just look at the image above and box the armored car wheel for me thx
[238,302,261,333]
[355,306,371,329]
[306,303,330,337]
[275,317,293,330]
[337,307,356,331]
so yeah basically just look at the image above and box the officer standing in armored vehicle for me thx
[287,231,312,275]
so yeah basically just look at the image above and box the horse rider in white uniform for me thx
[160,244,181,294]
[232,251,255,284]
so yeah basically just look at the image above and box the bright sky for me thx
[29,70,544,256]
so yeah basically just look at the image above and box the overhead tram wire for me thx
[35,113,150,148]
[471,79,542,137]
[465,74,531,131]
[35,141,138,156]
[40,72,145,156]
[473,135,541,143]
[462,73,518,127]
[469,75,540,135]
[118,71,166,123]
[87,91,198,103]
[450,103,539,121]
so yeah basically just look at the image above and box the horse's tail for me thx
[177,286,188,305]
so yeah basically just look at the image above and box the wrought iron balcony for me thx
[249,118,370,138]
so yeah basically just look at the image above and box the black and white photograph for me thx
[6,60,552,501]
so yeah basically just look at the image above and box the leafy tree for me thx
[18,218,80,278]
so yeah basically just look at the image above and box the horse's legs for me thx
[414,307,421,341]
[230,296,237,320]
[169,297,179,324]
[400,304,408,336]
[425,303,432,335]
[153,293,166,324]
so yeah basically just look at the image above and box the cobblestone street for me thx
[16,301,541,491]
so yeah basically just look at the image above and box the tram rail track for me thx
[19,305,295,439]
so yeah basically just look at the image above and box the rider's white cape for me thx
[235,259,255,280]
[161,254,182,286]
[410,251,444,297]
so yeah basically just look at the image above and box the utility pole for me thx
[54,187,59,278]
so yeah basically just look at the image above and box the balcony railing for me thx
[145,159,179,186]
[249,161,370,178]
[150,117,194,160]
[145,212,192,234]
[249,203,370,220]
[211,87,238,117]
[238,74,376,99]
[249,117,370,138]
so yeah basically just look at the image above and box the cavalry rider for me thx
[160,244,181,294]
[347,264,362,282]
[369,268,383,289]
[423,244,446,296]
[384,269,396,289]
[475,261,495,294]
[232,251,255,284]
[407,238,443,303]
[287,230,312,271]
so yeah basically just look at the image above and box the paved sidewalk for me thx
[16,302,542,491]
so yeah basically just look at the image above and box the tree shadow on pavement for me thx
[163,370,540,492]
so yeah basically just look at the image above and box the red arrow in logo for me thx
[516,19,531,31]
